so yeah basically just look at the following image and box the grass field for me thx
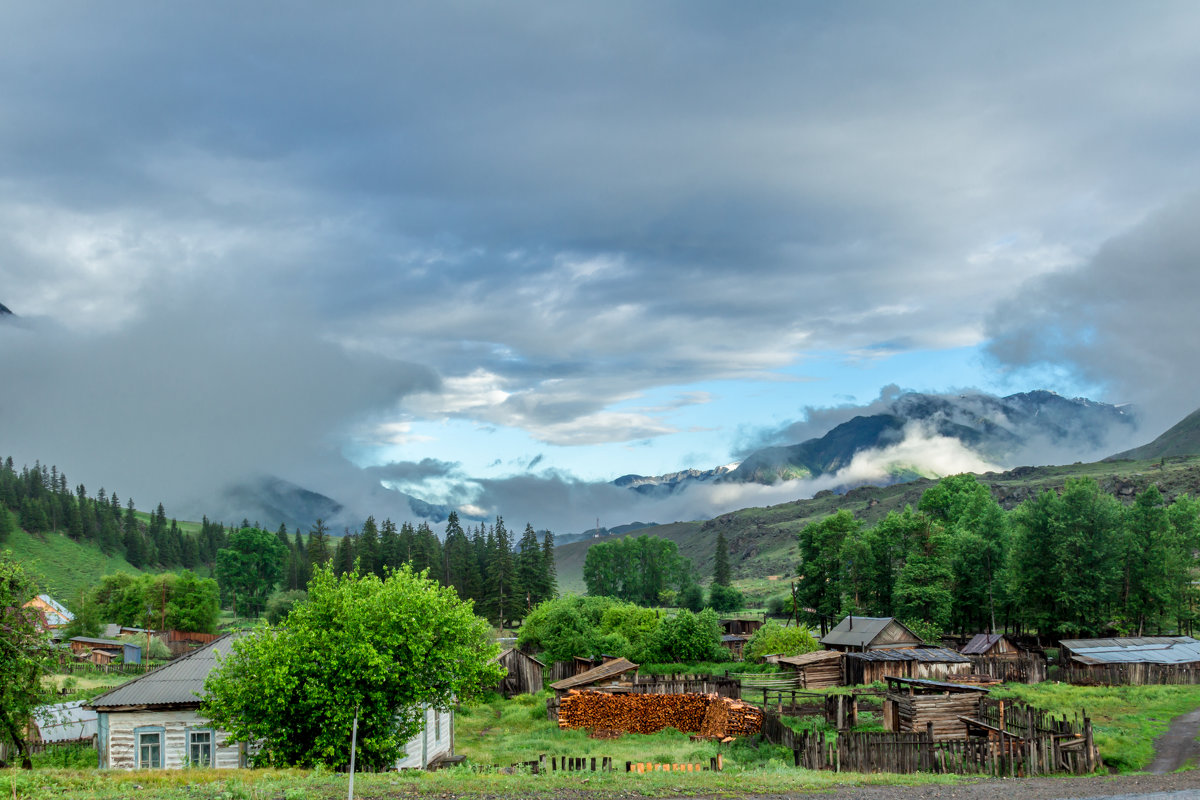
[3,525,142,601]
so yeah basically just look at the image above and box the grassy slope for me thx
[3,519,141,602]
[555,455,1200,601]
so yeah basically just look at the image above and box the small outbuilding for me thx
[549,657,638,698]
[883,676,990,741]
[843,647,972,685]
[68,637,142,665]
[30,700,97,744]
[961,633,1047,683]
[820,616,923,653]
[492,648,545,697]
[776,649,845,689]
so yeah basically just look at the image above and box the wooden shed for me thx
[1059,637,1200,685]
[843,647,972,685]
[493,648,545,697]
[820,616,923,653]
[549,657,638,698]
[961,633,1047,683]
[68,637,142,665]
[883,676,990,741]
[776,649,845,688]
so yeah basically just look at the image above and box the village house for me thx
[87,633,454,770]
[1059,636,1200,685]
[819,616,923,653]
[23,595,73,631]
[961,633,1047,683]
[882,676,991,740]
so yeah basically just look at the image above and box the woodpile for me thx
[557,691,762,738]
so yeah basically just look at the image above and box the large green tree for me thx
[215,527,288,617]
[0,555,53,768]
[201,565,501,770]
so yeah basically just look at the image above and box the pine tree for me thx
[540,531,557,602]
[357,517,381,577]
[378,518,399,572]
[307,518,331,567]
[514,524,542,614]
[713,530,732,587]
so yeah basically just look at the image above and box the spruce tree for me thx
[514,524,542,613]
[713,530,731,587]
[358,517,381,577]
[307,518,331,567]
[540,531,557,602]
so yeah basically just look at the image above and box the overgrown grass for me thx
[5,528,141,601]
[990,682,1200,772]
[0,764,970,800]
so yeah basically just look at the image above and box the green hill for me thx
[3,519,142,603]
[1107,407,1200,461]
[555,454,1200,602]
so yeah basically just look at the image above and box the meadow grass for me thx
[990,681,1200,772]
[5,528,141,601]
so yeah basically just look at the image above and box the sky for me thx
[3,2,1200,533]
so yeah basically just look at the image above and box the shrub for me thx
[742,621,819,662]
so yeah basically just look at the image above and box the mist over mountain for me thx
[0,301,13,316]
[616,390,1138,498]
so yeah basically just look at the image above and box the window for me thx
[135,728,163,769]
[189,729,213,767]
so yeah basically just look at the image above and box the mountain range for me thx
[614,390,1137,494]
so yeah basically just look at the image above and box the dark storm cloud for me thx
[987,195,1200,436]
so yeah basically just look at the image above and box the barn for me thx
[493,648,545,697]
[820,616,923,653]
[87,633,454,770]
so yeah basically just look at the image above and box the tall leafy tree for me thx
[201,565,501,770]
[0,556,53,768]
[215,527,289,617]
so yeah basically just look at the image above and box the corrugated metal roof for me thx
[550,657,638,690]
[961,633,1005,655]
[819,616,922,648]
[34,595,74,626]
[88,632,244,709]
[69,637,128,648]
[884,676,990,693]
[33,700,97,743]
[1061,637,1200,665]
[846,646,970,664]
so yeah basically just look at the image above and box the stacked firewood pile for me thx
[557,690,762,738]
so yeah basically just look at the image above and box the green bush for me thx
[742,620,818,662]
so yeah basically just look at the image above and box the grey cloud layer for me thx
[2,3,1199,529]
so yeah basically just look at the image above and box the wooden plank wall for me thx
[968,655,1047,684]
[1061,662,1200,686]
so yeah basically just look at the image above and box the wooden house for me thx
[1059,637,1200,685]
[549,657,638,699]
[717,619,765,661]
[819,616,923,653]
[493,648,545,697]
[883,676,990,741]
[23,595,74,630]
[843,646,972,685]
[776,650,845,688]
[88,633,454,770]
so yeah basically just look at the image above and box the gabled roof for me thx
[1060,636,1200,665]
[494,647,546,667]
[550,656,637,691]
[962,633,1006,655]
[819,616,922,649]
[87,632,243,710]
[35,595,74,625]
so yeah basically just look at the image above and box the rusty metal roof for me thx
[846,646,970,663]
[1060,637,1200,665]
[87,632,244,709]
[550,656,638,690]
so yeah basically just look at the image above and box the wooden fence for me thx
[968,655,1047,684]
[632,675,740,698]
[55,661,152,676]
[1060,661,1200,686]
[761,709,1099,776]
